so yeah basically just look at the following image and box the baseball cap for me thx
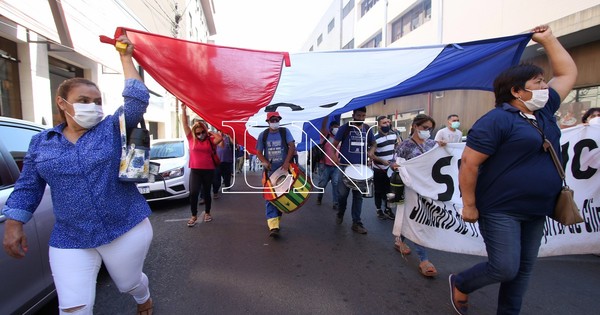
[266,112,282,121]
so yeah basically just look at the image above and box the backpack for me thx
[261,127,298,163]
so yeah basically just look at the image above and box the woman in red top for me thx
[181,104,222,226]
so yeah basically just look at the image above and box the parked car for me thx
[0,117,56,314]
[136,138,190,202]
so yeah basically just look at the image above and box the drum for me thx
[263,163,312,214]
[342,164,374,197]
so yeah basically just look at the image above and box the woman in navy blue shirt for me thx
[449,25,578,315]
[2,34,154,314]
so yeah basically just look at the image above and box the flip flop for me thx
[137,298,153,315]
[187,216,197,227]
[419,261,438,277]
[394,242,411,255]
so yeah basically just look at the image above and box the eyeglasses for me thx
[195,131,206,136]
[416,124,433,131]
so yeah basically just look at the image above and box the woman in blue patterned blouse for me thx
[2,34,154,314]
[394,114,444,278]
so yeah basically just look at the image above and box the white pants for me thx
[49,218,153,314]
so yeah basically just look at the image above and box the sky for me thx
[211,0,333,52]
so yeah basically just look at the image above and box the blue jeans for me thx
[337,168,363,224]
[317,164,340,204]
[455,212,546,315]
[400,236,429,262]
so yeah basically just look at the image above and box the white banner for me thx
[392,124,600,257]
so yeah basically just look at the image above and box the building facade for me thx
[0,0,215,138]
[301,0,600,138]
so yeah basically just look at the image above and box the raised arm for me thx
[180,104,192,137]
[117,33,142,82]
[531,25,578,101]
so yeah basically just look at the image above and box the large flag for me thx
[102,27,531,152]
[392,124,600,257]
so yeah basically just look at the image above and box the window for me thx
[343,0,355,19]
[328,18,335,33]
[343,39,355,50]
[49,57,84,126]
[317,34,323,45]
[150,141,185,159]
[360,0,379,17]
[391,0,432,42]
[0,123,44,173]
[360,32,382,48]
[0,38,22,119]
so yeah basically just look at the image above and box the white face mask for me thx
[519,89,549,111]
[269,122,280,129]
[331,128,339,136]
[417,130,430,140]
[63,99,104,129]
[451,121,461,129]
[588,116,600,125]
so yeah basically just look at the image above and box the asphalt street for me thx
[40,170,600,314]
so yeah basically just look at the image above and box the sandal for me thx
[204,213,213,222]
[137,298,153,315]
[419,260,438,277]
[187,216,198,227]
[394,242,411,255]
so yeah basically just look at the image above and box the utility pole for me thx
[173,2,182,137]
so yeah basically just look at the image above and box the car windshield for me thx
[149,141,184,159]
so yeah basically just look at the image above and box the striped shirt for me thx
[373,132,399,170]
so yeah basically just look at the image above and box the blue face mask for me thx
[380,125,391,133]
[451,121,460,129]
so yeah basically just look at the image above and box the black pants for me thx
[189,168,214,216]
[373,168,390,210]
[213,162,233,193]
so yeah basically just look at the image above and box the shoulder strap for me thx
[520,113,566,183]
[261,129,268,152]
[279,127,288,149]
[410,138,425,153]
[342,123,352,140]
[262,128,288,152]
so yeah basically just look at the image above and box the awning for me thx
[0,0,148,71]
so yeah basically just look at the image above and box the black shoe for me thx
[384,208,395,220]
[336,215,343,225]
[351,223,368,234]
[376,210,386,220]
[269,228,280,238]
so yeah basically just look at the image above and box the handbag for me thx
[118,110,151,183]
[210,141,221,167]
[521,114,583,225]
[545,138,583,225]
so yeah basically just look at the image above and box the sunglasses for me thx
[268,118,281,123]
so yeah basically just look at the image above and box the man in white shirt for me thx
[434,114,463,143]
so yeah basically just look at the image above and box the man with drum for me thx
[256,111,296,238]
[332,107,376,234]
[369,116,400,220]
